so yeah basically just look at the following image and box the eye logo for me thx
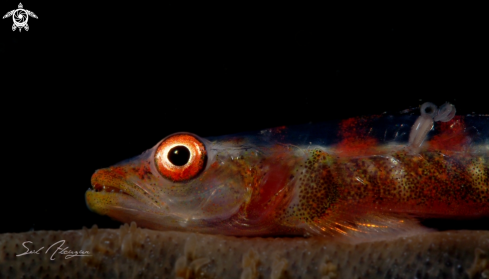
[3,3,38,32]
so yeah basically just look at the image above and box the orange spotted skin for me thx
[87,115,488,238]
[330,150,486,217]
[275,116,488,236]
[271,147,488,237]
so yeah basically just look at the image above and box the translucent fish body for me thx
[86,115,488,238]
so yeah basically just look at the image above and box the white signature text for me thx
[16,240,91,260]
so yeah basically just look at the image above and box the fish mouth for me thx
[90,182,132,196]
[86,167,162,217]
[86,168,179,230]
[88,167,138,199]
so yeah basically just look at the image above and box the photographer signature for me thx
[16,240,91,260]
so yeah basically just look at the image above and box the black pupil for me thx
[168,146,191,166]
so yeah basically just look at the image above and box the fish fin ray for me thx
[303,211,431,243]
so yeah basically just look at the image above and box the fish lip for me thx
[89,169,162,209]
[90,181,132,196]
[89,167,139,198]
[85,184,154,217]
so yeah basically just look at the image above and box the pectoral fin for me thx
[302,206,431,243]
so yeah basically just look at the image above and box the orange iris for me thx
[155,133,207,182]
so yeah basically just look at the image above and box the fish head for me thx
[86,132,299,234]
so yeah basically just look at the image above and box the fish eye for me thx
[155,133,207,182]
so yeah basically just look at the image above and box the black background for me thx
[0,2,487,234]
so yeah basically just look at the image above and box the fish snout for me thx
[87,165,163,210]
